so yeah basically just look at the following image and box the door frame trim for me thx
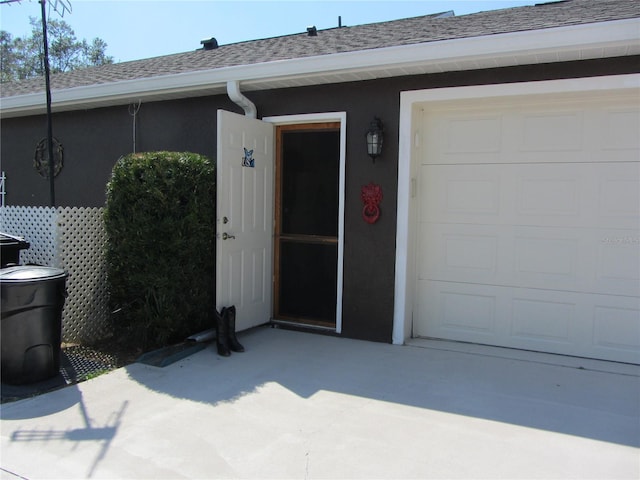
[393,74,640,345]
[263,112,347,334]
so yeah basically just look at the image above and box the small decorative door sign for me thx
[242,147,255,168]
[361,182,383,224]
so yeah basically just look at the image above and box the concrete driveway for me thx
[1,326,638,479]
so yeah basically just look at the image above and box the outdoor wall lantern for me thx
[365,117,384,162]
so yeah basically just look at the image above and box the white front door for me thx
[216,110,275,331]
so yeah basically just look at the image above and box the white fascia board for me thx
[0,72,228,116]
[2,18,638,117]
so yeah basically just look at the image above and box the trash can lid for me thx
[0,265,67,283]
[0,232,30,249]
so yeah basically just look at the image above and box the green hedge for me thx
[104,151,216,349]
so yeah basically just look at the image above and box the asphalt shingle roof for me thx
[1,0,639,98]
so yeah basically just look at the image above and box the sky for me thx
[1,0,538,64]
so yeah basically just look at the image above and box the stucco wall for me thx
[2,56,638,342]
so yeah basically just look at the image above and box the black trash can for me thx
[1,266,68,385]
[0,232,30,268]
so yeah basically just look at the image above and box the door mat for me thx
[136,341,207,368]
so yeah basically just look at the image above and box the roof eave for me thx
[2,18,639,118]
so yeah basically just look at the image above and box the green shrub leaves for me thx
[104,152,216,349]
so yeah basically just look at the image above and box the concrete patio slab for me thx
[1,327,638,479]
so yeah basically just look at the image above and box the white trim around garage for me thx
[392,73,640,346]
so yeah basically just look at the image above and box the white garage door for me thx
[415,91,640,364]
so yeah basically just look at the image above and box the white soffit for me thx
[1,18,639,117]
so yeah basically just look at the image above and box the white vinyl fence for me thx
[0,206,110,344]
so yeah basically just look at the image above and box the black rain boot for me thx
[215,308,231,357]
[224,305,245,353]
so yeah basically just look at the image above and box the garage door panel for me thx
[594,165,640,248]
[415,90,640,363]
[416,280,500,340]
[422,163,638,229]
[443,114,502,154]
[516,172,581,218]
[513,163,639,228]
[510,295,576,346]
[427,109,591,165]
[418,223,640,296]
[592,297,640,362]
[426,112,503,165]
[600,108,640,152]
[417,281,640,363]
[506,290,638,360]
[519,111,584,153]
[425,101,639,166]
[596,233,640,296]
[419,223,503,284]
[420,165,502,222]
[417,281,581,350]
[599,179,639,218]
[419,163,586,226]
[423,223,638,297]
[596,163,640,229]
[513,229,583,290]
[421,223,611,294]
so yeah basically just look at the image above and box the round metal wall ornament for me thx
[34,137,64,178]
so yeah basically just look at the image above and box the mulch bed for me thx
[1,335,210,403]
[1,336,143,404]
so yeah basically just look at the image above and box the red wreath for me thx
[361,182,383,224]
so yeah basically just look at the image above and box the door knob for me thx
[223,216,229,224]
[222,232,235,240]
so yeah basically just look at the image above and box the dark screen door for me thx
[274,123,340,327]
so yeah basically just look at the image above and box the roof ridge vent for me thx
[535,0,570,6]
[200,37,219,50]
[434,10,455,18]
[307,26,317,36]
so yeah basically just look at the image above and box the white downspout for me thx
[226,80,257,119]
